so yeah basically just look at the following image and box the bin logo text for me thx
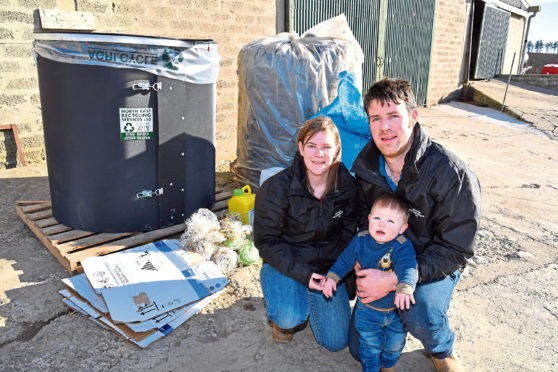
[88,48,158,65]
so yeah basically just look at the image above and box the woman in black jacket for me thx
[254,117,359,350]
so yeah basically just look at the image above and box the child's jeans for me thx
[260,263,351,351]
[349,270,462,361]
[355,301,407,372]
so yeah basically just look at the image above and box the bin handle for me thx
[132,81,162,91]
[136,187,164,199]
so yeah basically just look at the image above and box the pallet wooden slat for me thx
[41,224,72,236]
[215,190,232,201]
[57,232,136,254]
[16,188,232,274]
[16,200,49,205]
[35,217,59,228]
[16,202,73,273]
[27,209,53,221]
[213,199,228,211]
[49,229,96,244]
[21,202,51,214]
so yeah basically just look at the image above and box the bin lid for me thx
[33,32,221,84]
[34,32,214,48]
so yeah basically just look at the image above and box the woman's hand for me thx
[308,273,325,290]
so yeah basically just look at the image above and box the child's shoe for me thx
[431,351,464,372]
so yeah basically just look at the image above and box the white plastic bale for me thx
[231,15,364,188]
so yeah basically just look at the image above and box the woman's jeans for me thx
[260,264,351,351]
[349,270,462,361]
[355,301,407,371]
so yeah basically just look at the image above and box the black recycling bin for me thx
[33,33,220,233]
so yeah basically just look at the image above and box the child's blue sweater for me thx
[327,231,418,310]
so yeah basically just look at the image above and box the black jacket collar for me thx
[351,123,431,185]
[289,152,309,196]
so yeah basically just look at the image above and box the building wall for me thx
[525,52,558,74]
[502,13,525,74]
[426,0,469,105]
[500,74,558,92]
[0,0,275,168]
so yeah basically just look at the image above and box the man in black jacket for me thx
[349,78,481,372]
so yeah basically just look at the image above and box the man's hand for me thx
[394,292,415,310]
[354,262,397,303]
[308,273,325,291]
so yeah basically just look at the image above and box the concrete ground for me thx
[470,78,558,140]
[0,81,557,371]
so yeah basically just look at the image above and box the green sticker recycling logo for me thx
[161,49,184,71]
[119,108,154,141]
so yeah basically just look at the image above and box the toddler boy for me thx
[323,194,417,372]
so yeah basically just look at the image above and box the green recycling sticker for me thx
[119,108,154,141]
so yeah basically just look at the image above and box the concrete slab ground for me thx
[470,78,558,140]
[0,101,557,371]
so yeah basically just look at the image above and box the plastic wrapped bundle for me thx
[220,213,253,243]
[224,237,250,252]
[188,239,218,261]
[238,240,260,266]
[180,208,225,252]
[211,247,238,275]
[232,14,364,188]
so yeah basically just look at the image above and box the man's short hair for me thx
[371,193,410,224]
[364,78,417,114]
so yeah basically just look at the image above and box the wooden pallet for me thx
[16,188,232,274]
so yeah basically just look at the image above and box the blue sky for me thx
[528,0,558,43]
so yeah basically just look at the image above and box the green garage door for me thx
[290,0,436,105]
[291,0,380,91]
[474,4,510,79]
[383,0,436,106]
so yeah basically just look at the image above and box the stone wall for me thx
[426,0,469,104]
[499,74,558,92]
[427,2,526,104]
[0,0,275,168]
[525,52,558,74]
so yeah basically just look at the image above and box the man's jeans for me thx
[355,301,407,371]
[260,264,351,351]
[349,270,462,360]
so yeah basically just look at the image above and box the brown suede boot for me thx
[270,321,293,343]
[431,352,465,372]
[379,367,394,372]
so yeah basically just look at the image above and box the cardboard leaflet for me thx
[81,239,227,323]
[60,239,228,347]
